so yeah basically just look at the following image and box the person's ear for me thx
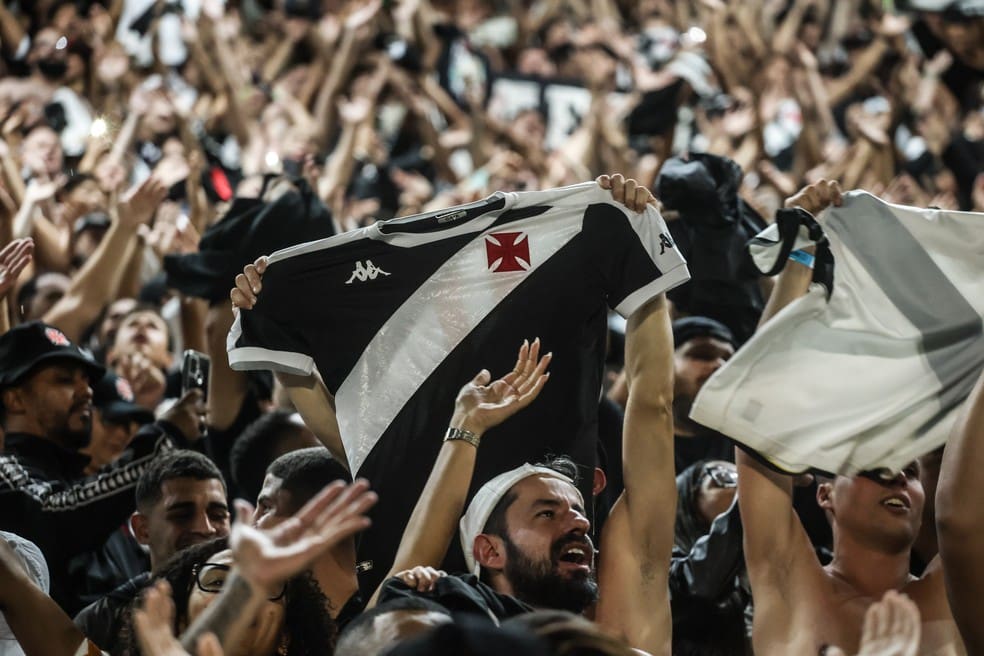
[592,467,607,497]
[2,387,27,415]
[130,511,151,545]
[816,480,835,512]
[473,534,505,572]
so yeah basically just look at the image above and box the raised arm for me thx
[759,179,842,328]
[43,177,167,342]
[231,257,347,464]
[366,340,551,607]
[936,367,984,652]
[595,291,675,655]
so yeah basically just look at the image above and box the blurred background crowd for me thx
[0,0,981,654]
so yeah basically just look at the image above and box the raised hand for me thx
[597,173,659,213]
[394,566,447,592]
[159,389,207,443]
[449,338,552,436]
[344,0,382,32]
[112,351,167,410]
[23,178,59,205]
[876,13,911,40]
[824,591,921,656]
[134,580,225,656]
[784,179,843,216]
[231,256,268,310]
[119,177,168,229]
[0,238,33,297]
[230,479,377,591]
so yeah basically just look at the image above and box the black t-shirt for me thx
[378,573,533,622]
[229,182,689,593]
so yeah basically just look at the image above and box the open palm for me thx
[451,338,552,434]
[230,479,377,590]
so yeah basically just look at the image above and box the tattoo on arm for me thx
[179,572,262,652]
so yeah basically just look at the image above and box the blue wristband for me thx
[789,249,815,269]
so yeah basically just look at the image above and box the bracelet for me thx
[789,249,815,269]
[444,426,481,448]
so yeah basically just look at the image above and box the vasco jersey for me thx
[691,191,984,476]
[228,181,689,589]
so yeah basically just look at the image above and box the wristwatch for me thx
[444,426,481,448]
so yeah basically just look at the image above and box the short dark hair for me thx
[335,598,451,656]
[267,447,350,513]
[230,410,311,501]
[482,455,580,538]
[135,450,226,512]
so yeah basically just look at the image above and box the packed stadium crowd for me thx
[0,0,982,654]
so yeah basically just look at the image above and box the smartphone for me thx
[181,350,211,402]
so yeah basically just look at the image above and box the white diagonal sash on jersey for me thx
[334,206,588,474]
[826,196,984,431]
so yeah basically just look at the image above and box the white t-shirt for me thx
[691,191,984,475]
[0,532,49,656]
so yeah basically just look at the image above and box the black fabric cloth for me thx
[334,592,365,632]
[68,523,150,607]
[674,432,734,475]
[163,179,336,304]
[0,423,177,614]
[387,613,548,656]
[378,573,534,623]
[230,185,687,595]
[655,153,768,344]
[670,500,750,656]
[73,571,153,655]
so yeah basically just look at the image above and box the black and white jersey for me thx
[228,181,689,587]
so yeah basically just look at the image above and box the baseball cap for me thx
[92,372,154,425]
[672,316,736,349]
[0,321,104,387]
[459,463,576,576]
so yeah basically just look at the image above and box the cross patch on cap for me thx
[115,377,135,402]
[44,327,70,346]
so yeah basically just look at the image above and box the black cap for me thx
[92,372,154,425]
[0,321,105,387]
[672,316,736,349]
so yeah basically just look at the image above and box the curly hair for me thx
[119,537,337,656]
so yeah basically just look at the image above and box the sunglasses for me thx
[702,464,738,488]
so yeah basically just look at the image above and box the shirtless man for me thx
[937,367,984,653]
[739,180,965,656]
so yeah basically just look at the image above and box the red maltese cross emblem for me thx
[44,327,70,346]
[115,377,135,402]
[485,232,531,273]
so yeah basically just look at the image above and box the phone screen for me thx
[181,350,211,402]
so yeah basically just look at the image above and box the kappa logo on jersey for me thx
[346,260,391,284]
[44,327,70,346]
[485,232,531,273]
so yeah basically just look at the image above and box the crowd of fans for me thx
[0,0,981,654]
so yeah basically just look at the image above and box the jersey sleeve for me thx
[226,262,317,376]
[584,201,690,319]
